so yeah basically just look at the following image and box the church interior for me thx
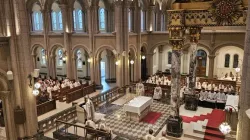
[0,0,250,139]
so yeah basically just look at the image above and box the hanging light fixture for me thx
[115,60,120,65]
[141,55,146,60]
[87,58,92,63]
[235,67,241,73]
[34,82,41,89]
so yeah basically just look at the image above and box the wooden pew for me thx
[37,100,56,116]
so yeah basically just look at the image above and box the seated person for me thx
[196,82,202,89]
[206,89,216,108]
[215,89,227,109]
[153,85,162,100]
[207,84,212,91]
[199,88,208,100]
[144,129,156,140]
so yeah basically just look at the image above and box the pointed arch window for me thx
[77,50,83,68]
[99,8,106,32]
[168,51,172,64]
[141,10,146,32]
[32,11,43,31]
[57,49,63,66]
[73,9,84,31]
[128,9,131,32]
[51,11,63,31]
[224,54,230,68]
[233,54,239,68]
[41,49,46,65]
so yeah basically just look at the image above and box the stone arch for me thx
[212,43,244,55]
[31,44,45,55]
[129,44,137,55]
[183,43,212,54]
[50,44,64,56]
[44,0,63,10]
[150,41,170,53]
[26,0,43,12]
[141,42,148,54]
[0,69,9,91]
[95,45,117,59]
[72,44,91,57]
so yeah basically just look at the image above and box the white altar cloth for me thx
[225,95,239,112]
[123,96,153,115]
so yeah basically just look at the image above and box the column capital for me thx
[208,55,216,59]
[189,26,202,43]
[169,39,184,50]
[114,1,123,7]
[59,4,68,10]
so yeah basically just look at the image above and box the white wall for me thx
[214,46,244,78]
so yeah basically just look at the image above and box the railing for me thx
[38,106,77,133]
[38,86,126,134]
[37,99,56,116]
[91,87,126,109]
[54,120,111,139]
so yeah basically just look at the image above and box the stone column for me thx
[8,0,38,137]
[135,5,142,81]
[208,55,215,79]
[50,55,56,79]
[168,27,185,116]
[72,56,77,79]
[31,54,37,69]
[237,0,250,139]
[147,53,154,76]
[42,9,50,77]
[146,5,155,32]
[188,27,201,93]
[0,91,16,140]
[158,45,163,71]
[60,4,73,79]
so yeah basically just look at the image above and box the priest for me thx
[86,96,95,121]
[153,84,162,100]
[136,81,145,96]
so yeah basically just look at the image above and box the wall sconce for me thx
[141,55,146,60]
[7,71,13,80]
[130,60,134,65]
[63,57,66,63]
[115,60,120,65]
[87,58,92,63]
[28,69,41,96]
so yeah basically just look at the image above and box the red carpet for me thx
[204,109,226,140]
[181,114,211,123]
[141,112,162,124]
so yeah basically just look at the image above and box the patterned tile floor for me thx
[104,101,171,140]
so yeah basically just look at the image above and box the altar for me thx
[123,96,153,121]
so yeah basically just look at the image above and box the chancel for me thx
[0,0,250,139]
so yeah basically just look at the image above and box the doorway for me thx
[196,49,207,77]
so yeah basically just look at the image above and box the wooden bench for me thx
[37,100,56,116]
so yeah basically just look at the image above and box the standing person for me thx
[86,96,95,121]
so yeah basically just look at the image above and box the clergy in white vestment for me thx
[206,90,216,102]
[47,86,52,99]
[207,84,212,91]
[73,82,79,87]
[216,90,227,103]
[196,82,202,89]
[61,83,65,88]
[166,78,171,86]
[199,88,208,101]
[136,82,145,96]
[86,97,95,121]
[214,86,218,92]
[153,85,162,100]
[53,85,59,91]
[86,120,96,129]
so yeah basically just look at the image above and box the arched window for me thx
[57,49,63,66]
[41,49,46,65]
[233,54,239,68]
[77,50,82,68]
[141,10,146,32]
[51,3,63,31]
[154,12,157,31]
[224,54,230,68]
[73,9,83,31]
[168,52,172,64]
[99,8,106,32]
[73,1,84,31]
[128,9,131,32]
[32,3,43,31]
[161,14,165,31]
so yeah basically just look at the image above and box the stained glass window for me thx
[58,11,63,30]
[73,9,84,31]
[51,11,57,30]
[224,54,230,68]
[77,50,82,68]
[51,11,63,31]
[58,49,63,66]
[99,8,106,31]
[41,49,46,65]
[32,4,43,31]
